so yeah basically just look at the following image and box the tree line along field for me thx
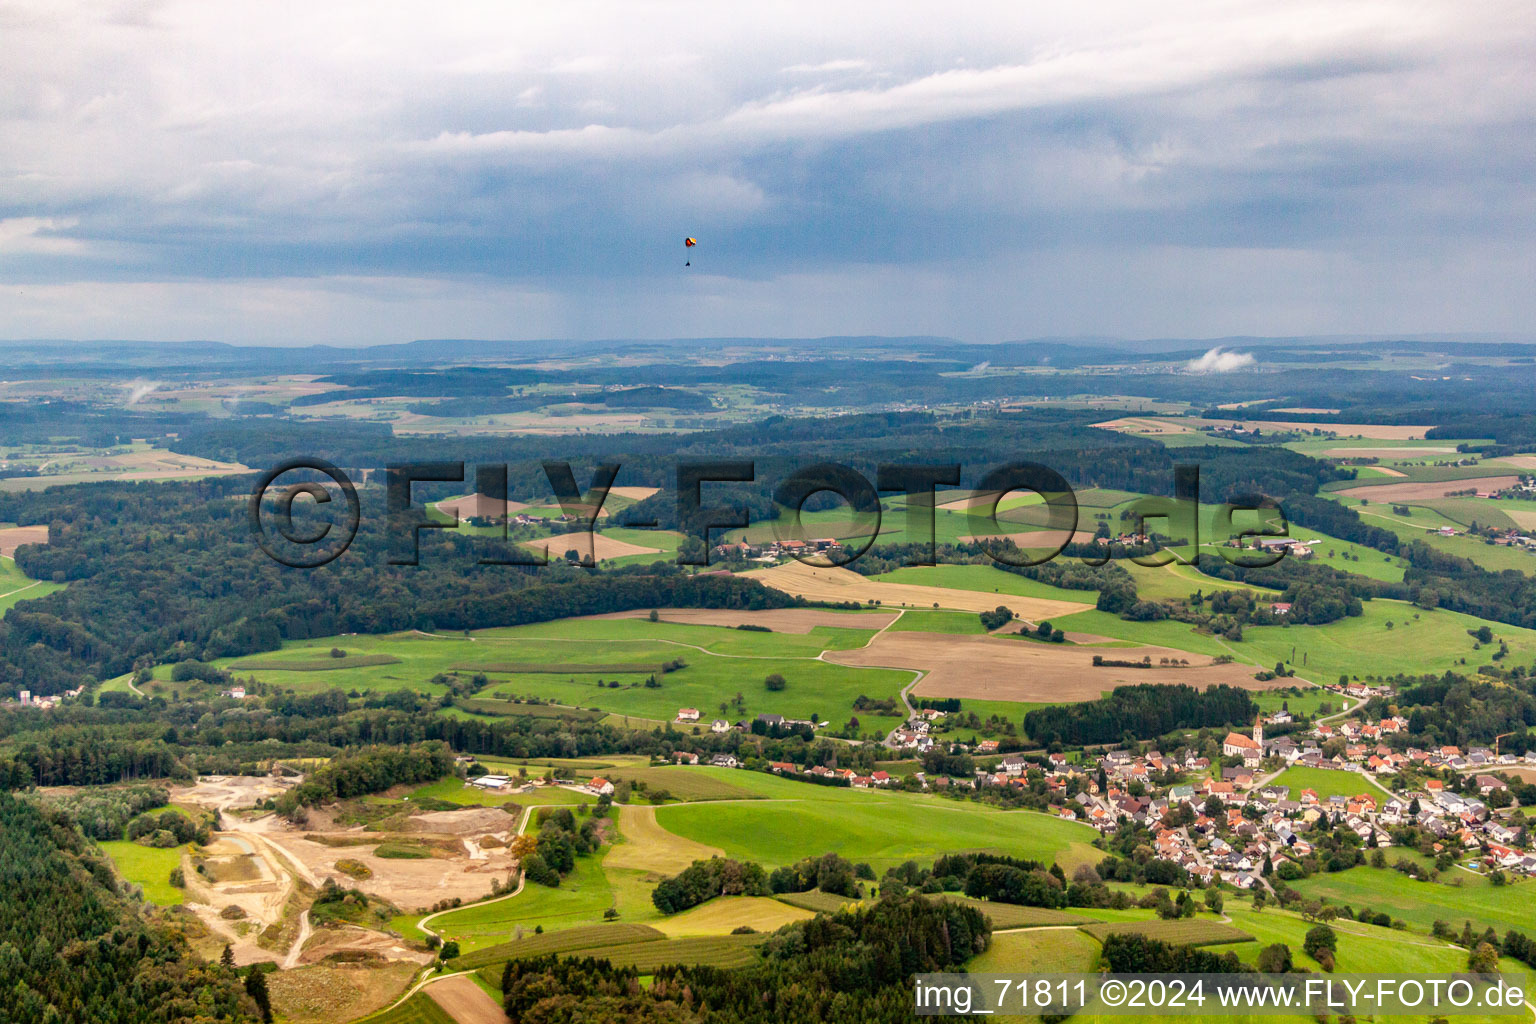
[136,556,1536,734]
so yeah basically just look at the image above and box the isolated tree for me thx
[245,968,273,1023]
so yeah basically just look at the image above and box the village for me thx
[646,694,1536,893]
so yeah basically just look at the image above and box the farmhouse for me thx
[676,707,701,722]
[586,777,615,796]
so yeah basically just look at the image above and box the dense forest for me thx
[0,793,256,1023]
[1023,684,1259,746]
[500,894,990,1023]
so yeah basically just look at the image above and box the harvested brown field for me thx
[267,961,420,1024]
[1504,510,1536,531]
[609,485,660,501]
[426,975,508,1024]
[827,631,1280,703]
[520,532,658,561]
[0,525,47,556]
[1495,456,1536,470]
[605,805,725,876]
[1323,447,1456,457]
[1333,476,1519,502]
[434,494,528,519]
[1091,417,1200,435]
[582,607,900,633]
[1096,417,1436,440]
[740,561,1093,618]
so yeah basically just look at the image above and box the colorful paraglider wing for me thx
[684,237,697,247]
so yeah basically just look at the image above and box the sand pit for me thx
[297,925,435,967]
[403,807,520,835]
[741,561,1094,618]
[826,630,1279,703]
[0,525,47,556]
[520,532,660,562]
[266,832,516,910]
[173,775,297,813]
[1333,476,1519,502]
[427,975,508,1024]
[584,607,900,633]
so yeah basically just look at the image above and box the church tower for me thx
[1253,714,1264,748]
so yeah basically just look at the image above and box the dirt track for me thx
[740,562,1093,618]
[427,975,509,1023]
[827,630,1281,703]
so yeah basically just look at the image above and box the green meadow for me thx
[0,557,64,613]
[143,616,915,737]
[1288,863,1536,937]
[653,768,1099,872]
[98,840,185,906]
[1053,594,1536,683]
[1268,765,1383,802]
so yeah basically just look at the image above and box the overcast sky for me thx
[1,1,1533,344]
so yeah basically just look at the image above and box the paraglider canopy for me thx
[684,237,697,248]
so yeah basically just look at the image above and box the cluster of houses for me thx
[1222,536,1317,560]
[675,708,820,733]
[889,708,946,751]
[3,687,81,711]
[1033,713,1535,884]
[710,537,843,562]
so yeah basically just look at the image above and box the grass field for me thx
[0,557,64,613]
[147,618,915,739]
[774,890,860,913]
[429,848,619,952]
[1288,863,1536,936]
[967,927,1100,974]
[1268,765,1384,802]
[1078,919,1252,946]
[652,769,1100,871]
[450,922,666,970]
[1053,594,1536,683]
[355,993,456,1024]
[651,896,813,937]
[98,840,185,906]
[941,897,1085,928]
